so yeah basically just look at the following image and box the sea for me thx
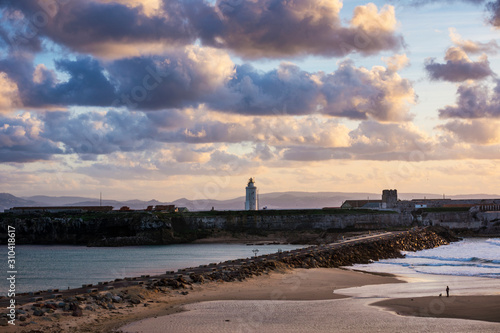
[352,237,500,279]
[2,238,499,295]
[0,243,306,295]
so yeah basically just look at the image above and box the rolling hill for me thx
[0,191,497,212]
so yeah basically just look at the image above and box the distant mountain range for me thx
[1,192,499,212]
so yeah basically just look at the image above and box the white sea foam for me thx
[352,238,500,279]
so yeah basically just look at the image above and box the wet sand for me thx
[373,295,500,323]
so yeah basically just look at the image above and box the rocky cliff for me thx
[0,212,177,246]
[0,210,409,246]
[0,208,494,247]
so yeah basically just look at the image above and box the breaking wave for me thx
[485,238,500,247]
[356,238,500,279]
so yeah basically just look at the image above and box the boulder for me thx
[72,306,83,317]
[33,309,44,316]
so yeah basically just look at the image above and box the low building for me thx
[341,200,382,209]
[415,204,428,209]
[341,189,397,210]
[153,205,177,212]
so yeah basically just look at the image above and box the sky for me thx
[0,0,500,202]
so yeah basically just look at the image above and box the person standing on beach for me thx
[446,286,450,297]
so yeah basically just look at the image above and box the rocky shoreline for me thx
[0,227,458,331]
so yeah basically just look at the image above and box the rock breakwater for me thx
[158,226,457,285]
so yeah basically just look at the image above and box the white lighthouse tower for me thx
[245,177,258,210]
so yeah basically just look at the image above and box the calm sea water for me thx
[353,238,500,279]
[0,243,305,294]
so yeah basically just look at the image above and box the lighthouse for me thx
[245,177,258,210]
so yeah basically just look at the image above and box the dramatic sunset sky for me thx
[1,0,499,201]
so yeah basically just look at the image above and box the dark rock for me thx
[72,306,83,317]
[44,303,57,310]
[166,279,182,289]
[70,302,83,317]
[33,309,44,317]
[129,296,141,304]
[190,273,205,283]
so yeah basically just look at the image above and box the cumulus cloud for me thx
[383,53,410,72]
[190,0,403,58]
[425,47,494,82]
[0,5,43,53]
[348,121,433,154]
[0,72,21,111]
[97,0,162,16]
[487,0,500,27]
[40,110,162,156]
[0,113,63,162]
[449,28,499,54]
[438,81,500,118]
[0,0,194,57]
[0,46,235,109]
[283,121,434,161]
[438,119,500,144]
[0,107,401,163]
[0,48,415,121]
[0,53,118,108]
[2,107,498,165]
[215,60,416,121]
[250,143,276,162]
[109,46,235,109]
[0,0,403,59]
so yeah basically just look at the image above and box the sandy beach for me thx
[119,268,500,333]
[2,266,499,332]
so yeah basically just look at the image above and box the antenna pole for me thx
[100,192,102,206]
